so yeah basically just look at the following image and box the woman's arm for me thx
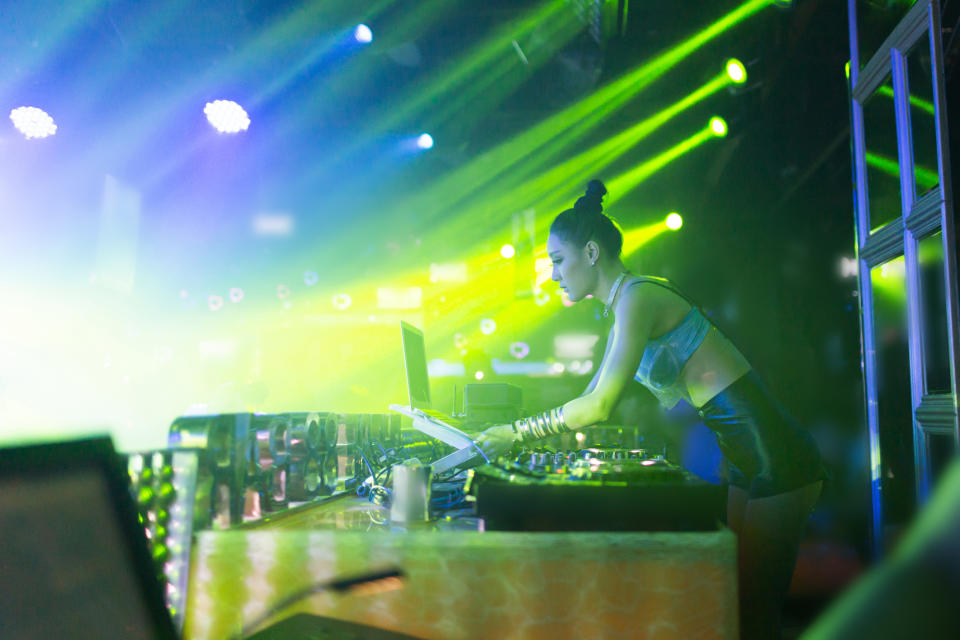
[474,283,655,458]
[582,325,614,395]
[561,284,654,430]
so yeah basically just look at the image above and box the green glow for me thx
[622,221,671,257]
[310,0,775,246]
[666,213,684,230]
[514,70,733,213]
[607,123,719,207]
[726,58,747,84]
[877,85,935,116]
[866,151,938,190]
[422,68,736,248]
[710,116,728,137]
[137,486,154,504]
[871,256,907,304]
[459,0,772,191]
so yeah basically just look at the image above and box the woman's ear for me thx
[585,240,600,266]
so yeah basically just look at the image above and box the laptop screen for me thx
[400,321,432,411]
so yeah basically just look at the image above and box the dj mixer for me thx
[467,447,725,532]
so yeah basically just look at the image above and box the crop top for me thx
[630,278,712,409]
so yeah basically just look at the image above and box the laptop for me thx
[0,437,179,639]
[389,321,489,474]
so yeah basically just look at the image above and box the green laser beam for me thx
[444,70,734,236]
[877,85,935,116]
[866,151,938,190]
[607,125,718,206]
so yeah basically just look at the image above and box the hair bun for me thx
[573,179,607,216]
[585,179,607,198]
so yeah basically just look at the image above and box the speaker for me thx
[463,383,522,424]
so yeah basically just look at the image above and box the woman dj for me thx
[474,179,825,639]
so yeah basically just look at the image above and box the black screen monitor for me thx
[0,437,178,640]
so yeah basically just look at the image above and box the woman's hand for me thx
[473,424,519,460]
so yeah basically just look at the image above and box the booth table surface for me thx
[184,525,738,640]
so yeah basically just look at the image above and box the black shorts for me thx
[697,371,826,499]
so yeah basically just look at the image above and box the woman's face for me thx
[547,233,595,302]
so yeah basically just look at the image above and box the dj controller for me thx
[467,447,726,532]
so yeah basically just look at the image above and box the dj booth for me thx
[184,498,738,640]
[153,394,739,640]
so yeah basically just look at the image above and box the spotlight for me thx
[725,58,747,84]
[416,133,434,149]
[500,244,516,259]
[665,213,683,230]
[509,342,531,359]
[709,116,728,137]
[480,319,497,335]
[10,106,57,139]
[474,371,485,381]
[332,293,352,310]
[354,24,373,44]
[204,100,250,133]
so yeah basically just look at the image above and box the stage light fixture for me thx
[354,24,373,44]
[417,133,434,149]
[509,342,531,359]
[710,116,728,137]
[666,213,684,230]
[204,100,250,133]
[10,106,57,139]
[480,319,497,335]
[726,58,747,84]
[332,293,352,310]
[500,244,516,259]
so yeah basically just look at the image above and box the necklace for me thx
[603,272,628,318]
